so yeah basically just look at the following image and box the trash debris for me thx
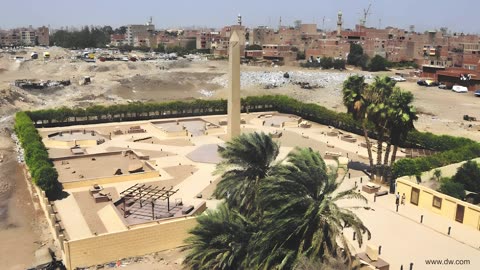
[14,79,71,90]
[210,71,353,89]
[11,132,24,163]
[198,89,214,97]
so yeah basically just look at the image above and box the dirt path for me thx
[0,141,48,269]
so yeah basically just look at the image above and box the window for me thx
[411,188,420,206]
[433,196,442,209]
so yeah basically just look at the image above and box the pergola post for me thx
[123,198,126,218]
[151,201,155,220]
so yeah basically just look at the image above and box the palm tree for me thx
[213,132,283,216]
[183,204,254,270]
[342,75,374,179]
[384,89,417,191]
[366,76,396,179]
[254,148,370,269]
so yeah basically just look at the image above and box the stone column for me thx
[227,30,241,140]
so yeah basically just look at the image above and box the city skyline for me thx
[1,0,479,34]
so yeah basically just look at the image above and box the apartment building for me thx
[36,26,49,46]
[0,26,49,46]
[126,23,155,47]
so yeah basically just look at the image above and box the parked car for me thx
[390,76,406,82]
[438,83,447,89]
[475,90,480,97]
[425,80,439,87]
[452,85,468,93]
[417,80,427,86]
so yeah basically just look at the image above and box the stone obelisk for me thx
[227,30,241,140]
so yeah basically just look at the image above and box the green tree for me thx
[368,55,389,71]
[347,43,368,69]
[439,179,466,199]
[452,160,480,193]
[186,39,197,51]
[183,204,254,270]
[36,165,60,195]
[366,76,396,179]
[114,26,127,34]
[386,89,417,168]
[385,89,417,186]
[333,58,346,70]
[254,148,370,269]
[320,57,333,69]
[342,75,374,179]
[213,132,283,216]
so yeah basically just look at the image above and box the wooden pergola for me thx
[119,183,179,220]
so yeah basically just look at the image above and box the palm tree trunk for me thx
[376,134,383,181]
[362,122,374,180]
[383,143,391,181]
[390,145,398,166]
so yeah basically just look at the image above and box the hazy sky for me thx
[1,0,478,33]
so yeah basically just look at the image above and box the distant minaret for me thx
[237,14,242,26]
[337,11,343,37]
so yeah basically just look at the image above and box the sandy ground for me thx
[0,136,55,270]
[2,47,480,268]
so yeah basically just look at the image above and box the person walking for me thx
[401,193,406,205]
[395,192,400,205]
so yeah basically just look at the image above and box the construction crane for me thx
[359,3,372,27]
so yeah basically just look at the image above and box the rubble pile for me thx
[11,132,24,163]
[211,71,352,89]
[14,79,71,90]
[198,89,214,97]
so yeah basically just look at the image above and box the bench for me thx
[182,205,195,215]
[362,184,380,194]
[375,190,388,197]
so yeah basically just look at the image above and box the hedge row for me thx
[23,95,480,179]
[392,142,480,178]
[14,112,61,198]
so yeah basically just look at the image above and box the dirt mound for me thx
[95,65,111,72]
[127,63,137,70]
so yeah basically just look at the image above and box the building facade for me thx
[126,23,155,47]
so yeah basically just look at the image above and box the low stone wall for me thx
[63,216,198,269]
[43,138,98,148]
[205,127,224,135]
[62,171,160,189]
[282,120,300,127]
[159,129,188,137]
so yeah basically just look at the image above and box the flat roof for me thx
[53,151,152,183]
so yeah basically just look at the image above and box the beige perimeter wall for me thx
[62,171,159,189]
[64,217,198,269]
[397,178,480,231]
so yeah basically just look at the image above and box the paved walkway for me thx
[339,176,480,270]
[54,194,92,239]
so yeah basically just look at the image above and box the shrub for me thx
[439,179,466,200]
[14,112,61,199]
[368,55,389,71]
[451,160,480,193]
